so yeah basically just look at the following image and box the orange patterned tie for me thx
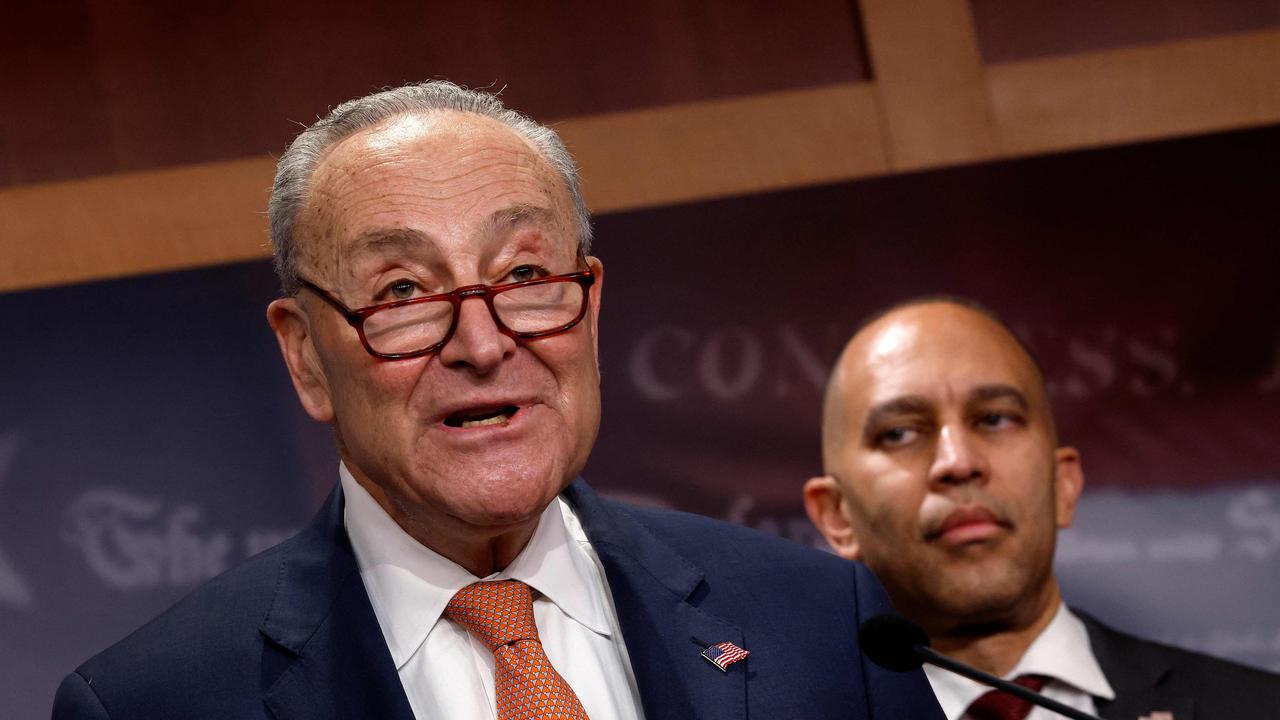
[445,580,591,720]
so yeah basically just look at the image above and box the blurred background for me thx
[2,1,1279,716]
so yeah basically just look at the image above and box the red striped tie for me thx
[965,674,1052,720]
[445,580,591,720]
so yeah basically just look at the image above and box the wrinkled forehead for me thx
[295,111,577,271]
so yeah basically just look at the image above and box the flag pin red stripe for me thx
[701,641,750,672]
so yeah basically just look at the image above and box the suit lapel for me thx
[1080,611,1195,720]
[1096,689,1194,720]
[258,486,415,720]
[564,480,746,720]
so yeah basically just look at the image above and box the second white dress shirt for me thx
[925,602,1116,720]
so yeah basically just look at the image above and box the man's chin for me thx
[447,474,568,526]
[925,582,1029,628]
[455,500,552,530]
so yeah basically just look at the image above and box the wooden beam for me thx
[0,158,275,294]
[859,0,1000,170]
[0,84,888,294]
[3,29,1279,294]
[562,83,887,213]
[988,29,1280,157]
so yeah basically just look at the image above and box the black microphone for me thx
[860,614,1103,720]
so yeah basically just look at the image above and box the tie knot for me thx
[444,580,539,651]
[966,674,1053,720]
[1013,674,1051,692]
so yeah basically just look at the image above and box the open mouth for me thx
[443,405,520,429]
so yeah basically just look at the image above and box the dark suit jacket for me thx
[1080,610,1280,720]
[54,480,944,719]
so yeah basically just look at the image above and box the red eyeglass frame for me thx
[296,267,595,360]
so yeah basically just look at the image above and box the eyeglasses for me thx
[297,267,595,360]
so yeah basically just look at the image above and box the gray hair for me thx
[267,80,593,293]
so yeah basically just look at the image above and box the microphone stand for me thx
[915,644,1102,720]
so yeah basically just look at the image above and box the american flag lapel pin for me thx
[700,640,750,672]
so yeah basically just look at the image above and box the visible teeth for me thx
[444,404,519,428]
[460,412,510,428]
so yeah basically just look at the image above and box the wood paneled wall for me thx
[1,0,1277,293]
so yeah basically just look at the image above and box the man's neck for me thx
[418,520,538,577]
[352,470,539,577]
[930,582,1062,678]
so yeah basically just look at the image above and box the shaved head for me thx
[823,299,1055,473]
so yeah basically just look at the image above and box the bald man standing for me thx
[804,298,1280,720]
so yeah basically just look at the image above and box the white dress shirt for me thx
[340,465,646,720]
[925,603,1116,720]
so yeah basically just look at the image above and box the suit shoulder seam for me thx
[73,669,113,719]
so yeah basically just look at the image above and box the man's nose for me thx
[928,425,986,487]
[437,295,516,373]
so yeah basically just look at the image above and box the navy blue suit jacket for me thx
[1079,611,1280,720]
[54,480,943,719]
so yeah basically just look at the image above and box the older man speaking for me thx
[53,82,941,720]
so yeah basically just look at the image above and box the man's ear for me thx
[267,297,335,422]
[803,475,862,560]
[1053,446,1085,529]
[586,255,603,366]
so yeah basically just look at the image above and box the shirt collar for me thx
[1013,603,1115,699]
[339,464,611,669]
[924,603,1115,720]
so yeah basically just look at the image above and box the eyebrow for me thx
[485,203,558,233]
[346,227,433,262]
[861,396,933,442]
[859,385,1030,441]
[968,384,1029,411]
[344,204,560,264]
